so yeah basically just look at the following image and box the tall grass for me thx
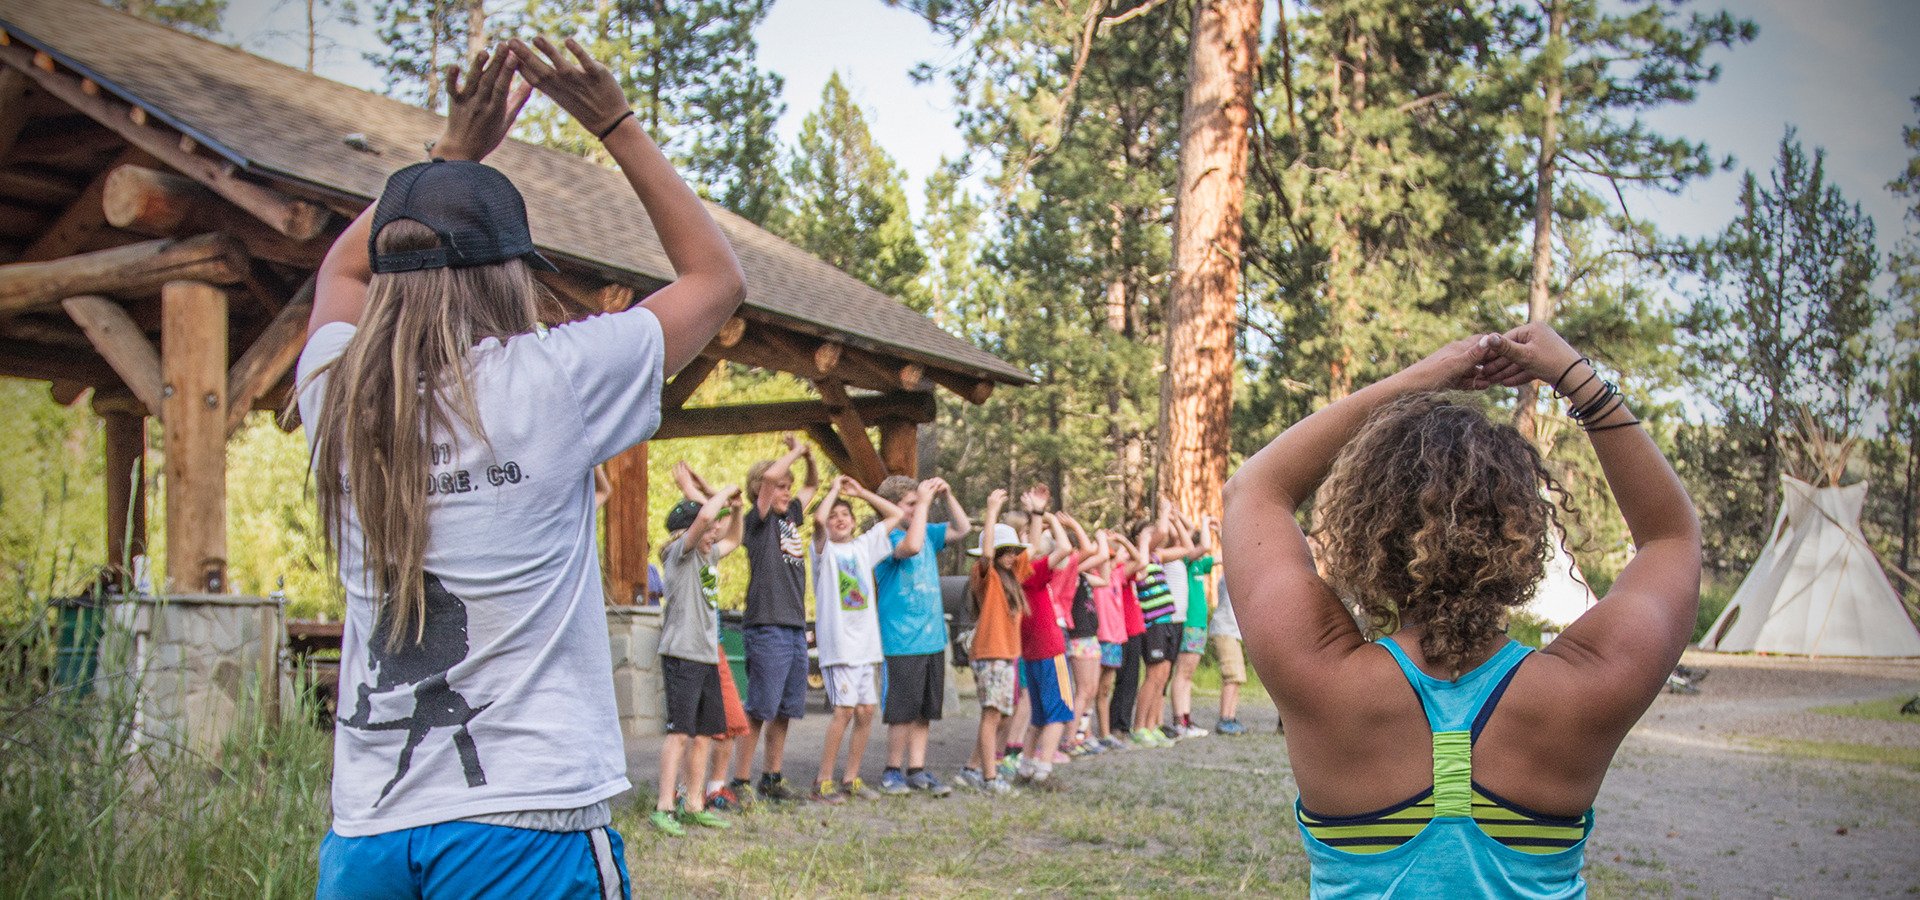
[0,608,333,899]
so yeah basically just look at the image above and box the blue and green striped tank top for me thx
[1294,638,1593,899]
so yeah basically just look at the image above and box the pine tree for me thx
[781,73,927,305]
[1872,97,1920,578]
[102,0,225,35]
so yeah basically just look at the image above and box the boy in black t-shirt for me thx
[730,434,818,802]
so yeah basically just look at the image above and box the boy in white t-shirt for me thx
[809,476,905,803]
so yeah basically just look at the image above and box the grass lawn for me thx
[1809,694,1920,725]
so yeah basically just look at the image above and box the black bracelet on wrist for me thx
[596,110,634,141]
[1585,417,1643,433]
[1553,357,1592,396]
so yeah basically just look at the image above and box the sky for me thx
[218,0,1919,255]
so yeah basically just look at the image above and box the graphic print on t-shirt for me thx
[836,554,868,611]
[699,564,719,608]
[779,518,805,569]
[338,572,491,806]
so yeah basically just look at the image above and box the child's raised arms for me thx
[981,489,1008,556]
[683,484,741,554]
[844,476,907,534]
[712,488,747,560]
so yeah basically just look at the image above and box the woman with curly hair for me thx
[1223,324,1700,899]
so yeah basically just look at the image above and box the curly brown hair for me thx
[1314,393,1570,677]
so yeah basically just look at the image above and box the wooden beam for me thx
[651,391,936,441]
[0,201,48,238]
[803,422,857,480]
[104,164,336,268]
[0,67,30,163]
[7,119,121,168]
[95,392,147,581]
[0,232,248,315]
[0,337,118,383]
[602,443,648,606]
[0,168,83,207]
[62,294,161,415]
[927,368,996,405]
[660,355,716,411]
[812,378,886,487]
[0,44,331,240]
[715,316,746,348]
[878,419,920,479]
[0,314,93,348]
[17,148,148,263]
[226,277,314,437]
[161,280,227,593]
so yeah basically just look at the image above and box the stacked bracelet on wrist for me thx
[596,110,634,141]
[1553,358,1641,433]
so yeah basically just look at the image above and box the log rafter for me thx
[812,377,887,488]
[0,232,248,315]
[62,293,160,414]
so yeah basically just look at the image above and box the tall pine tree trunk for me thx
[1515,0,1565,447]
[1160,0,1261,518]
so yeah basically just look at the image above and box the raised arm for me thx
[811,475,845,549]
[1224,334,1500,683]
[683,484,740,553]
[755,435,808,516]
[712,488,747,559]
[593,465,611,510]
[1082,530,1114,587]
[1043,513,1073,568]
[672,461,716,503]
[845,476,907,533]
[508,37,744,375]
[936,478,974,541]
[1479,324,1702,729]
[792,435,820,510]
[980,489,1007,556]
[1158,505,1196,562]
[892,479,938,560]
[310,47,531,334]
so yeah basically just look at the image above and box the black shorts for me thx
[662,655,727,737]
[1142,620,1182,665]
[882,651,945,724]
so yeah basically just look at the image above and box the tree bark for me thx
[1159,0,1261,519]
[1515,0,1566,448]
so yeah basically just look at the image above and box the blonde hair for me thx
[312,219,544,649]
[876,475,918,504]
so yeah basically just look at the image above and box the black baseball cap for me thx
[664,500,703,533]
[369,160,558,274]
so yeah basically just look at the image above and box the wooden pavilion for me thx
[0,0,1029,606]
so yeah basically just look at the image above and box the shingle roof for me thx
[0,0,1028,384]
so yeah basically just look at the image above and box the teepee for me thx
[1701,418,1920,657]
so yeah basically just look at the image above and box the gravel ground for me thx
[620,650,1920,898]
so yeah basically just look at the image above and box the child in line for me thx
[736,435,819,803]
[1129,507,1191,747]
[1103,528,1147,748]
[872,475,972,796]
[1168,509,1215,738]
[670,462,757,810]
[1090,528,1131,751]
[651,485,745,835]
[1014,488,1076,785]
[959,489,1025,795]
[1055,512,1109,756]
[809,476,906,803]
[1208,519,1249,735]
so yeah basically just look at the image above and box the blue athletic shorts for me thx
[1021,656,1076,727]
[316,822,629,900]
[742,624,809,722]
[1098,641,1123,668]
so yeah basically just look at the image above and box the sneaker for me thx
[997,755,1020,782]
[906,770,953,797]
[1160,725,1182,742]
[1131,729,1165,748]
[811,779,848,805]
[757,773,801,803]
[705,786,742,812]
[843,777,881,800]
[1180,723,1211,739]
[878,768,910,795]
[728,777,758,806]
[648,809,685,837]
[678,808,732,830]
[1101,735,1130,752]
[954,767,987,792]
[1214,718,1245,736]
[1015,755,1036,782]
[981,776,1017,796]
[1078,737,1108,755]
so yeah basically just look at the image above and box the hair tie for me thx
[596,110,634,141]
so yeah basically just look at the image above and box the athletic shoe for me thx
[906,770,953,796]
[1015,755,1037,781]
[1214,718,1245,736]
[1160,725,1182,742]
[1078,737,1108,755]
[705,786,742,812]
[954,767,987,792]
[757,773,801,803]
[728,777,759,806]
[1101,735,1130,752]
[981,776,1016,796]
[811,779,848,805]
[997,755,1020,782]
[678,808,732,830]
[1132,729,1169,748]
[843,777,881,800]
[1179,723,1211,739]
[648,809,685,837]
[878,768,910,795]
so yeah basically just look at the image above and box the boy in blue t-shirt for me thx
[872,475,973,795]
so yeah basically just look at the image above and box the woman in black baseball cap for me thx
[302,37,744,899]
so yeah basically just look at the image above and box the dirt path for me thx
[621,651,1920,898]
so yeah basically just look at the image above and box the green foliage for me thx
[1864,97,1920,580]
[0,380,105,628]
[226,415,338,619]
[778,73,928,303]
[102,0,226,34]
[1694,575,1735,643]
[362,0,492,112]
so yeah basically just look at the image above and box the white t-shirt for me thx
[1210,572,1241,640]
[1164,558,1190,622]
[297,308,664,837]
[808,525,892,668]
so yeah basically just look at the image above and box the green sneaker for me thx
[811,779,848,805]
[843,777,881,800]
[648,809,685,837]
[678,808,732,829]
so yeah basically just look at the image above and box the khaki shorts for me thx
[1210,634,1246,685]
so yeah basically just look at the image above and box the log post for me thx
[602,444,648,606]
[878,419,920,480]
[94,392,147,586]
[161,281,226,594]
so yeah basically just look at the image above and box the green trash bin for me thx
[53,597,109,697]
[719,611,748,703]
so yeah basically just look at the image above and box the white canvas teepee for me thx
[1701,476,1920,657]
[1523,537,1599,628]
